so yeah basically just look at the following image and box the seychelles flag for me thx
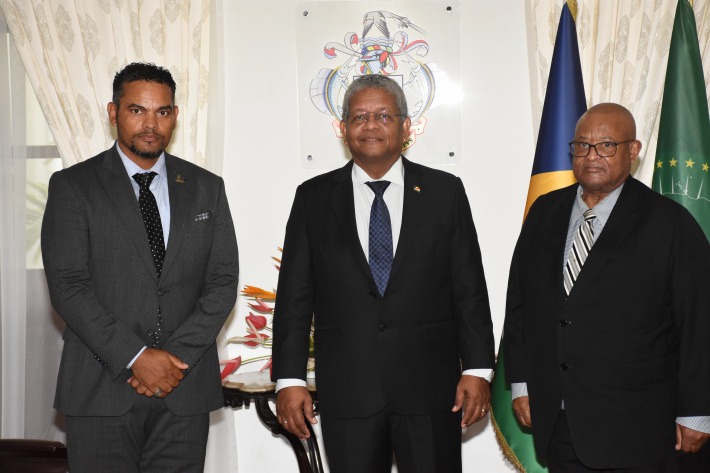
[491,2,586,472]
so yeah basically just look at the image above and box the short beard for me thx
[129,143,164,160]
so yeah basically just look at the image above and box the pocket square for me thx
[195,210,212,221]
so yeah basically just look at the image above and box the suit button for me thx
[560,363,570,371]
[379,324,388,332]
[369,292,377,298]
[158,290,164,296]
[147,329,154,336]
[558,319,569,327]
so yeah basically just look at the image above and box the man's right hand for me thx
[276,386,317,439]
[128,348,188,397]
[513,396,532,427]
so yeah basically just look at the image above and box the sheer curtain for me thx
[526,0,710,184]
[0,0,212,167]
[0,1,236,470]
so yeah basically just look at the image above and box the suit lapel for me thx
[565,178,642,304]
[390,158,423,279]
[95,146,158,280]
[161,155,190,281]
[330,161,373,279]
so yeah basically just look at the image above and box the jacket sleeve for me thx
[271,186,316,382]
[450,178,495,371]
[41,170,145,380]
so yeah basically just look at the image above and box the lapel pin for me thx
[175,174,186,183]
[413,186,421,193]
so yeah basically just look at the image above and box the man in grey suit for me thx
[41,63,239,472]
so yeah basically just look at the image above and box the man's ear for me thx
[629,139,642,164]
[340,120,348,148]
[107,102,118,126]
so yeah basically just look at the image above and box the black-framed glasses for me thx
[568,139,635,158]
[349,112,407,125]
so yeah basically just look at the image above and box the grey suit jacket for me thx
[41,145,239,417]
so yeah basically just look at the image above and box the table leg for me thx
[306,422,324,473]
[254,397,312,473]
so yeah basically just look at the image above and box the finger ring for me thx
[282,420,288,424]
[481,409,487,413]
[154,388,164,397]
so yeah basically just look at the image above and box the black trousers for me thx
[321,406,462,473]
[66,395,209,473]
[547,410,709,473]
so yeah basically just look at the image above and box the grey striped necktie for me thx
[563,209,596,295]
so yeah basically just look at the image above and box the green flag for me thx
[652,0,710,240]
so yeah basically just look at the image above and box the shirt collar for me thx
[116,141,167,181]
[351,156,404,188]
[573,181,625,227]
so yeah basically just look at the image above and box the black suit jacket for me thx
[41,145,239,417]
[272,158,495,419]
[503,177,710,469]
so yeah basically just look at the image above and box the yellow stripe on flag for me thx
[524,170,576,220]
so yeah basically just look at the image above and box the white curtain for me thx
[0,0,212,168]
[0,1,235,470]
[527,0,710,185]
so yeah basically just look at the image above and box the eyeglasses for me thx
[568,140,635,158]
[349,112,407,125]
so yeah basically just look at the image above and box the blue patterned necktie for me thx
[133,172,165,278]
[366,181,393,296]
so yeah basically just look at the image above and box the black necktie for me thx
[366,181,393,296]
[133,172,165,279]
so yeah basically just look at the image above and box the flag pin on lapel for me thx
[175,174,186,183]
[413,186,421,193]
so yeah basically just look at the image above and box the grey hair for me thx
[341,75,408,122]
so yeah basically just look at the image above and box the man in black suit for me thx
[503,103,710,472]
[41,63,239,472]
[272,74,495,473]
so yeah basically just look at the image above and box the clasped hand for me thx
[126,348,188,398]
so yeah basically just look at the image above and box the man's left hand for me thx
[452,375,490,428]
[676,424,710,453]
[126,376,155,397]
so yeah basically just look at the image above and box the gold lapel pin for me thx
[175,174,185,183]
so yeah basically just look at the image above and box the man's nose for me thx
[143,113,158,129]
[363,113,380,128]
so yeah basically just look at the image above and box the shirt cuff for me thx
[511,382,528,401]
[127,346,147,369]
[462,369,493,383]
[676,416,710,434]
[275,378,307,392]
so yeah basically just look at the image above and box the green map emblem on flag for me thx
[652,0,710,242]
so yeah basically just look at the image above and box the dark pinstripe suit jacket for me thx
[42,145,239,417]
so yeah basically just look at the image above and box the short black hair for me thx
[112,62,176,106]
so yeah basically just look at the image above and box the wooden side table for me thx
[223,372,323,473]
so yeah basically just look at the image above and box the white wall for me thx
[219,1,535,471]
